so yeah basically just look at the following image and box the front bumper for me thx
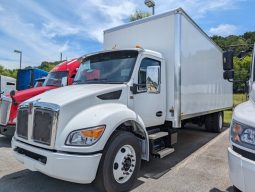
[12,138,102,184]
[228,147,255,192]
[0,124,15,137]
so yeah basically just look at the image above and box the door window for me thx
[138,58,160,91]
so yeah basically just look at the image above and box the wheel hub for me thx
[123,157,132,171]
[113,145,136,184]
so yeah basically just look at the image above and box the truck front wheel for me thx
[95,131,141,192]
[205,112,223,133]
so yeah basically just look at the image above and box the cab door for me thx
[132,56,166,127]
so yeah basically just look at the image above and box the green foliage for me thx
[212,31,255,93]
[233,55,252,93]
[212,32,255,52]
[0,60,62,79]
[0,65,18,78]
[129,10,151,22]
[38,61,62,72]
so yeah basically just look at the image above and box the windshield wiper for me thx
[73,80,82,83]
[46,84,59,86]
[85,78,108,82]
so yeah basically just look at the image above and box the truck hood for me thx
[26,84,127,107]
[233,100,255,127]
[11,86,57,104]
[26,84,128,135]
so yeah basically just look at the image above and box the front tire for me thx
[95,131,141,192]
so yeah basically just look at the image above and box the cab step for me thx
[153,147,175,158]
[149,131,168,140]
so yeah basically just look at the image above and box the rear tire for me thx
[205,112,223,133]
[94,131,141,192]
[233,185,242,192]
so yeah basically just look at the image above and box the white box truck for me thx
[12,8,233,192]
[228,43,255,192]
[0,75,16,95]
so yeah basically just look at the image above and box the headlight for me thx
[241,128,255,145]
[65,125,105,146]
[231,121,255,148]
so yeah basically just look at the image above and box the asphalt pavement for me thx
[0,125,234,192]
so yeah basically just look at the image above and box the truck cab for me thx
[12,48,165,190]
[0,59,80,137]
[228,43,255,192]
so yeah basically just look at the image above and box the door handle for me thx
[156,111,162,117]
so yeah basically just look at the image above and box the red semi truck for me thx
[0,59,80,137]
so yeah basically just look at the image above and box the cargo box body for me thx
[17,68,48,91]
[0,75,16,95]
[104,8,233,126]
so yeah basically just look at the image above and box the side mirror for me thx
[61,77,68,86]
[10,90,16,97]
[146,66,160,93]
[223,70,234,80]
[223,50,234,70]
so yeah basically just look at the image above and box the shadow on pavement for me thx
[0,135,11,148]
[139,125,225,179]
[0,170,99,192]
[0,125,228,192]
[210,186,234,192]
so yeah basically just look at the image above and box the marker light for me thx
[232,123,242,143]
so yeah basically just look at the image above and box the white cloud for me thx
[156,0,246,18]
[0,0,246,69]
[209,24,238,37]
[73,0,137,42]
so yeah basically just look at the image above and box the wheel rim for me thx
[113,144,136,184]
[219,113,223,130]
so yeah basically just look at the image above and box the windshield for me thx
[74,50,138,84]
[43,71,68,87]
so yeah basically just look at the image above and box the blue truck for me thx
[16,68,48,91]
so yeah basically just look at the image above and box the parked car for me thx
[228,43,255,192]
[16,68,48,91]
[0,59,80,137]
[12,8,233,192]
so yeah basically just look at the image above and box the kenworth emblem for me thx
[28,102,33,114]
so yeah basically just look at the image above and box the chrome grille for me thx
[32,108,54,145]
[16,101,59,148]
[0,96,12,125]
[16,108,28,139]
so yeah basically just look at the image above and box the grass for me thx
[224,93,248,124]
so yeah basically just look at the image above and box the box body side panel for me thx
[180,15,233,117]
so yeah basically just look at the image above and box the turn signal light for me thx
[81,127,105,139]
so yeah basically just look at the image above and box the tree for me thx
[233,56,252,93]
[0,65,18,78]
[129,10,151,22]
[38,61,62,72]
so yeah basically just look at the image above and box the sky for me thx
[0,0,254,69]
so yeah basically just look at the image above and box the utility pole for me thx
[14,50,22,69]
[144,0,155,15]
